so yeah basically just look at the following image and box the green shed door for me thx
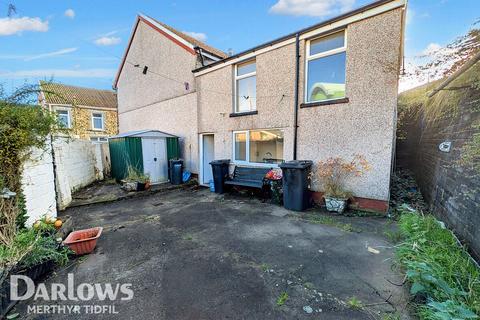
[109,137,143,180]
[166,137,180,160]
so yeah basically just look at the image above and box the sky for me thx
[0,0,478,93]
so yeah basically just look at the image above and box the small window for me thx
[92,112,104,130]
[90,137,108,144]
[235,60,256,113]
[234,132,247,161]
[233,129,284,165]
[56,109,70,128]
[306,31,346,103]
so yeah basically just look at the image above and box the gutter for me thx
[293,33,300,160]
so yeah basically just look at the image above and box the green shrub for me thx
[0,228,70,269]
[396,212,480,319]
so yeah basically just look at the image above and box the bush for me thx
[0,227,70,269]
[396,211,480,319]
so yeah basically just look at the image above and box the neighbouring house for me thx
[115,0,407,212]
[39,81,119,143]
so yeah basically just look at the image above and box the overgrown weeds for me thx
[396,210,480,319]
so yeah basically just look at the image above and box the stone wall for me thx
[70,107,118,140]
[397,64,480,259]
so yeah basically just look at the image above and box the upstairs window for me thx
[235,60,256,113]
[56,109,71,128]
[306,31,346,103]
[92,112,104,130]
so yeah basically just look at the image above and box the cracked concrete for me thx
[14,188,411,319]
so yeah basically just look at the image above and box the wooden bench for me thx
[224,166,272,189]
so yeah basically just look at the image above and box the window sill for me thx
[229,110,258,118]
[300,97,349,108]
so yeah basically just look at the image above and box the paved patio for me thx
[15,187,411,319]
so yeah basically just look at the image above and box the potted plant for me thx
[122,166,150,191]
[313,155,371,214]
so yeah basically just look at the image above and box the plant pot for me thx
[324,196,347,214]
[63,227,103,255]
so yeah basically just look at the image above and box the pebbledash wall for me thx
[21,137,110,226]
[116,20,200,173]
[195,8,404,210]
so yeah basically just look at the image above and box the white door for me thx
[202,134,215,185]
[142,138,168,183]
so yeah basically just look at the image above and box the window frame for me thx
[55,108,71,129]
[232,129,284,167]
[234,59,257,113]
[91,111,105,131]
[304,30,347,104]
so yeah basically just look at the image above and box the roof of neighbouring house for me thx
[40,81,117,110]
[110,130,178,139]
[145,15,228,59]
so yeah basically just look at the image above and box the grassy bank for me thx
[396,211,479,319]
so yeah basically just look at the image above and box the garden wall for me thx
[22,137,111,225]
[397,63,480,259]
[21,140,57,227]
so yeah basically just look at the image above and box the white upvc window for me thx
[233,129,284,166]
[305,30,347,103]
[56,109,71,128]
[234,60,256,113]
[91,112,104,130]
[90,137,108,144]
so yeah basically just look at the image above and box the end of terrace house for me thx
[113,0,407,213]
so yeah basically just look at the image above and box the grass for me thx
[182,234,193,241]
[260,263,270,272]
[276,292,288,306]
[383,230,403,244]
[396,211,480,319]
[347,296,363,309]
[306,214,359,232]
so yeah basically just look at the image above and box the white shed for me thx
[109,130,180,184]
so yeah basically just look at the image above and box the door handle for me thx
[154,157,157,162]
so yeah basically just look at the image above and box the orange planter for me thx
[63,227,103,255]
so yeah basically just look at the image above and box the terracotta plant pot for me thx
[63,227,103,255]
[324,197,347,214]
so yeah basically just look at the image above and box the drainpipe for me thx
[293,33,300,160]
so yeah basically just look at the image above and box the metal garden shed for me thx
[109,130,180,184]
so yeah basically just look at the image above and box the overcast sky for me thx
[0,0,478,92]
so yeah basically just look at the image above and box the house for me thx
[39,81,118,142]
[115,0,407,212]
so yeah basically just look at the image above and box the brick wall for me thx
[397,69,480,259]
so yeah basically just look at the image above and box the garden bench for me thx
[224,166,272,189]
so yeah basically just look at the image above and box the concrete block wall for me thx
[22,137,110,222]
[53,137,107,209]
[21,141,57,227]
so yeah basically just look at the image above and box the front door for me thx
[142,138,168,183]
[202,134,215,185]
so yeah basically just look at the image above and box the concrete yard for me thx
[15,187,411,319]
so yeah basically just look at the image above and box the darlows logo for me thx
[10,274,134,301]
